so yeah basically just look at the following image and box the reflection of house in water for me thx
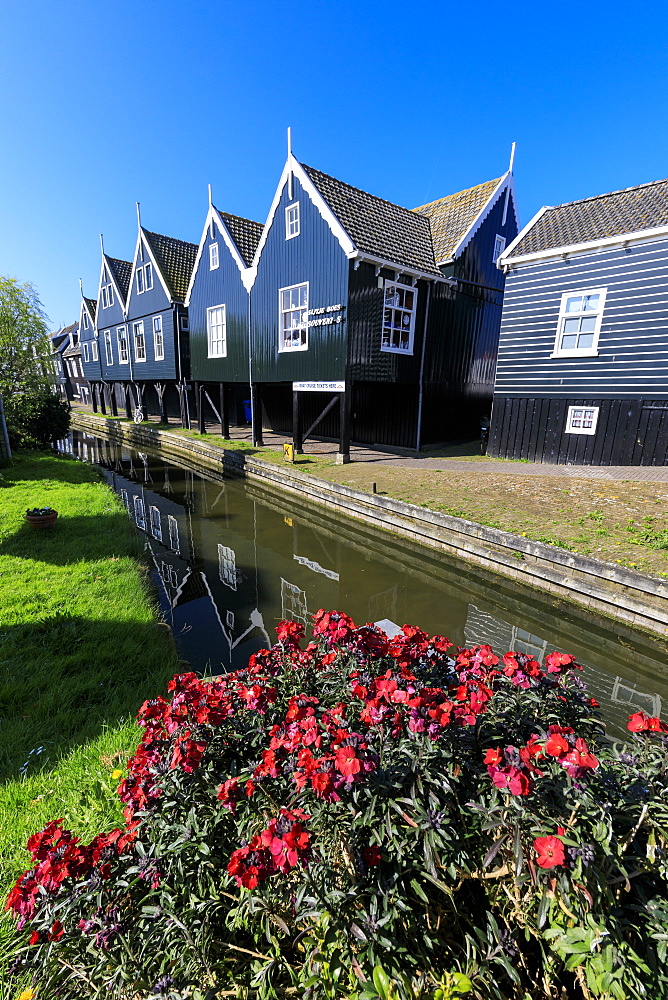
[465,604,660,736]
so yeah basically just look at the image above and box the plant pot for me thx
[25,511,58,529]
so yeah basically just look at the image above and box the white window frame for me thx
[493,235,506,263]
[134,496,146,530]
[551,288,607,358]
[119,489,130,512]
[218,543,237,590]
[285,202,300,240]
[565,406,599,435]
[144,262,153,290]
[136,267,144,294]
[278,281,309,352]
[116,326,129,364]
[101,284,114,309]
[133,320,146,362]
[82,312,89,330]
[153,315,164,360]
[381,280,418,355]
[207,304,227,358]
[167,514,179,553]
[82,342,90,363]
[104,330,114,365]
[91,340,99,361]
[149,505,162,540]
[209,242,219,269]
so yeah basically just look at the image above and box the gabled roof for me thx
[301,163,443,276]
[84,296,97,321]
[412,177,505,263]
[106,256,132,300]
[63,340,81,358]
[508,178,668,259]
[216,209,263,267]
[142,229,198,302]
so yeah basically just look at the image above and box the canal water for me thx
[58,430,668,738]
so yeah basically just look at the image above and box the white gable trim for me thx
[81,296,96,332]
[128,228,173,308]
[97,254,128,324]
[498,220,668,269]
[496,205,551,268]
[184,205,249,306]
[446,172,520,262]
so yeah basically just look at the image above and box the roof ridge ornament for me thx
[287,126,293,200]
[509,141,517,174]
[136,201,142,230]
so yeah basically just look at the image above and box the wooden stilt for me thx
[293,390,303,453]
[251,383,263,446]
[124,383,132,420]
[337,384,351,464]
[220,383,229,439]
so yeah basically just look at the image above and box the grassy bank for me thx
[0,452,179,972]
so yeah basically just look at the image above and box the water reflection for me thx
[58,431,668,738]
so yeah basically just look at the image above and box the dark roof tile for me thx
[215,208,263,266]
[143,229,198,301]
[106,257,132,299]
[412,177,504,262]
[84,296,97,320]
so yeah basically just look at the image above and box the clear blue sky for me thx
[2,0,668,329]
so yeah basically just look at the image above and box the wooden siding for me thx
[123,237,181,382]
[489,396,668,465]
[250,174,349,382]
[495,237,668,399]
[189,223,250,382]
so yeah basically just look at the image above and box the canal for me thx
[59,430,668,738]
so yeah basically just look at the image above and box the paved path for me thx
[71,404,668,482]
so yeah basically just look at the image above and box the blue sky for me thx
[1,0,668,329]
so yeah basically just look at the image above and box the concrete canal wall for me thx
[70,412,668,638]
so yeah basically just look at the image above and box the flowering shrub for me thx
[6,611,668,999]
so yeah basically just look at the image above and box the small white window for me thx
[552,288,607,358]
[167,514,179,553]
[91,341,99,361]
[279,282,308,351]
[82,312,89,330]
[153,316,164,360]
[286,202,300,239]
[144,263,153,290]
[381,281,417,354]
[493,235,506,262]
[218,543,237,590]
[209,242,219,269]
[565,406,599,435]
[119,489,130,512]
[104,330,114,365]
[117,326,129,364]
[136,268,144,294]
[82,343,90,363]
[133,321,146,362]
[207,304,226,357]
[134,496,146,529]
[149,505,162,540]
[101,284,114,309]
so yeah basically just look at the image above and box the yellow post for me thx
[283,442,294,463]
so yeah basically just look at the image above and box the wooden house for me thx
[248,151,519,457]
[50,325,75,400]
[491,177,668,465]
[91,252,133,414]
[185,195,263,433]
[78,295,102,396]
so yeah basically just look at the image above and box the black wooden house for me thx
[491,177,668,465]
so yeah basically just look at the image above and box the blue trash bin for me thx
[242,399,252,424]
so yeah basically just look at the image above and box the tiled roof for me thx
[301,163,442,276]
[412,177,503,263]
[510,178,668,257]
[106,256,132,300]
[143,229,198,302]
[63,340,81,358]
[84,296,97,320]
[216,208,263,266]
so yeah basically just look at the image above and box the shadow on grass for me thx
[2,450,102,486]
[0,512,144,564]
[0,612,180,782]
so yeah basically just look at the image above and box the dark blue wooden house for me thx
[87,253,133,414]
[248,152,518,456]
[490,177,668,465]
[78,295,101,395]
[185,196,263,433]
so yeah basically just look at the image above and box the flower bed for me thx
[6,611,668,999]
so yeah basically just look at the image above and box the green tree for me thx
[0,276,53,399]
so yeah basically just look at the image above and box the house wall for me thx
[125,239,181,381]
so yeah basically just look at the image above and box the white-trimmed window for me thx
[82,312,89,330]
[136,267,144,294]
[285,202,300,239]
[82,342,90,363]
[149,505,162,540]
[101,283,114,309]
[552,288,606,358]
[119,489,130,512]
[207,304,226,357]
[136,263,153,294]
[104,330,114,365]
[209,242,219,269]
[167,514,179,553]
[493,235,506,262]
[133,321,146,362]
[117,326,129,364]
[91,340,99,361]
[218,543,237,590]
[565,406,599,435]
[153,315,164,360]
[381,281,417,354]
[134,496,146,529]
[279,282,308,351]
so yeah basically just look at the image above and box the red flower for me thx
[628,712,668,733]
[49,920,64,941]
[545,733,570,757]
[484,748,503,766]
[217,778,241,813]
[363,846,381,866]
[534,835,565,868]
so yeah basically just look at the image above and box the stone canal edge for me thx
[70,412,668,639]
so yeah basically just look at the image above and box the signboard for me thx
[283,442,294,463]
[293,381,345,392]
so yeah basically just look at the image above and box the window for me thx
[134,496,146,529]
[149,505,162,540]
[82,342,90,363]
[565,406,599,435]
[180,316,189,331]
[104,330,114,365]
[493,235,506,262]
[207,304,226,357]
[136,268,144,294]
[119,489,130,512]
[117,326,129,364]
[92,341,98,361]
[153,316,164,360]
[209,242,219,269]
[381,281,417,353]
[82,312,89,330]
[553,288,606,357]
[281,579,308,624]
[279,282,308,351]
[285,202,300,239]
[101,283,114,309]
[167,514,179,553]
[133,321,146,362]
[136,263,152,293]
[218,544,237,590]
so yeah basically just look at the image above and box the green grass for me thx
[0,452,179,974]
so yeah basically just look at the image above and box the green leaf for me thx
[372,965,391,1000]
